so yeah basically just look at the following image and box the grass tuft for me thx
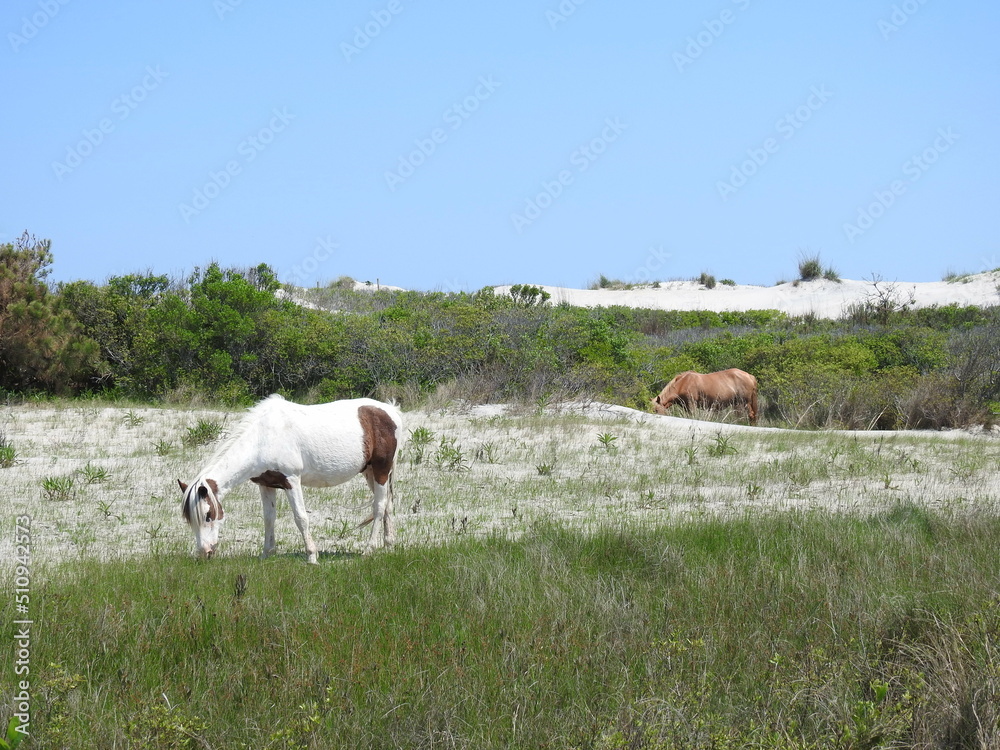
[182,419,224,447]
[0,432,15,468]
[797,251,840,283]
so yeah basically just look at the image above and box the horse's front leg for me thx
[284,478,319,564]
[259,486,278,559]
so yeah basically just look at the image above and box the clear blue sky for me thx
[4,1,998,291]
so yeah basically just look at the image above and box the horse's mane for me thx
[200,394,285,470]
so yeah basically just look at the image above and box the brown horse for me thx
[651,368,758,424]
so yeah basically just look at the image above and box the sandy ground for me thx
[2,400,997,573]
[495,272,1000,318]
[4,271,999,571]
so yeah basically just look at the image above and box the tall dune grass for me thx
[8,509,999,748]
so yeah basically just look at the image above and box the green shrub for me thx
[330,275,356,289]
[509,283,551,306]
[899,371,993,429]
[589,274,614,290]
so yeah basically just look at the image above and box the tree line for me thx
[2,233,998,429]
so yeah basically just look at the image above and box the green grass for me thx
[8,510,1000,748]
[40,475,75,502]
[0,431,15,469]
[182,419,224,448]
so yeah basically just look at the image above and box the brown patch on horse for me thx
[179,478,224,523]
[204,479,222,521]
[250,470,292,490]
[202,479,224,522]
[358,405,398,486]
[178,479,192,522]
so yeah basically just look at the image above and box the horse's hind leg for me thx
[284,478,319,564]
[259,486,278,559]
[382,472,395,546]
[363,469,394,552]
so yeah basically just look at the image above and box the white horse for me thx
[178,395,402,564]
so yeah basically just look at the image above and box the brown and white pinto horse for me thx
[178,395,402,563]
[651,368,758,424]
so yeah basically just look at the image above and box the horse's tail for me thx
[355,467,395,529]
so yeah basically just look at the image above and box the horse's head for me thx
[651,394,667,414]
[177,478,225,559]
[652,372,693,414]
[651,392,677,414]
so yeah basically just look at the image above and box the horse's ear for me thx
[177,479,188,492]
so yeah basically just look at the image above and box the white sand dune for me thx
[494,271,1000,318]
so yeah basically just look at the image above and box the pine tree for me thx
[0,232,99,394]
